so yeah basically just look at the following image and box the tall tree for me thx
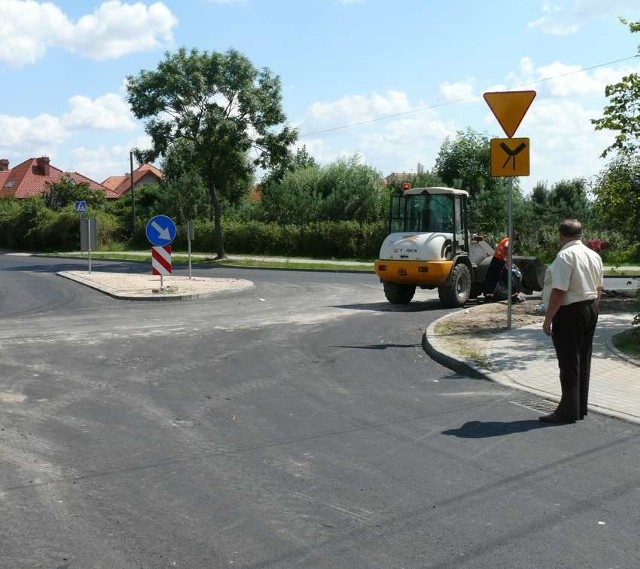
[161,140,213,224]
[126,47,297,258]
[43,176,105,211]
[260,157,386,225]
[592,19,640,157]
[591,155,640,240]
[548,178,591,222]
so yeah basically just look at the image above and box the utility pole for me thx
[129,151,136,235]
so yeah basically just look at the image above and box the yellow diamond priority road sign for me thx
[483,90,536,138]
[490,138,530,177]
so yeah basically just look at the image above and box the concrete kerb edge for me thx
[423,309,489,380]
[57,271,200,301]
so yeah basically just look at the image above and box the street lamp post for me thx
[129,151,136,235]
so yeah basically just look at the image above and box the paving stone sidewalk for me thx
[426,312,640,425]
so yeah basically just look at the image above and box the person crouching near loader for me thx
[484,231,520,303]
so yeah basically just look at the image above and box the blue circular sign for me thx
[146,215,177,246]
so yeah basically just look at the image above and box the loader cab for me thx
[388,186,469,256]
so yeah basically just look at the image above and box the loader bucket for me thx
[512,256,547,294]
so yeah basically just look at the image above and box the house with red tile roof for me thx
[102,162,164,197]
[0,157,119,200]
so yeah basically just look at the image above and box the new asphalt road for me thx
[1,253,639,569]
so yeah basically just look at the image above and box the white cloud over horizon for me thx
[0,0,177,68]
[0,1,638,194]
[528,0,638,35]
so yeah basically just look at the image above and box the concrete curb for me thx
[58,271,201,301]
[423,310,490,380]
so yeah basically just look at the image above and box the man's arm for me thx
[542,288,567,336]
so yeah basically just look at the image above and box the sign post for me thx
[76,201,97,273]
[484,90,536,329]
[80,218,97,273]
[146,215,177,288]
[187,220,195,280]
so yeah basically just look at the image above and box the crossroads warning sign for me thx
[490,138,530,177]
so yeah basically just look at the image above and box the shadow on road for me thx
[442,419,559,438]
[335,300,446,312]
[331,343,422,350]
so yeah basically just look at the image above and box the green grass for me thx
[43,251,640,276]
[612,327,640,359]
[605,267,640,277]
[49,251,374,272]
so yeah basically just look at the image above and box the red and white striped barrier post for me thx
[151,245,172,288]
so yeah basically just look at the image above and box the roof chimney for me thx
[0,159,8,171]
[36,156,50,176]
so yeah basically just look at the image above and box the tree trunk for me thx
[210,184,226,259]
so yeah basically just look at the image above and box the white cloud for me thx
[304,90,415,133]
[295,57,635,191]
[0,0,177,68]
[438,80,478,103]
[0,0,72,67]
[529,0,638,35]
[57,1,177,60]
[69,136,152,182]
[503,56,640,98]
[298,91,456,175]
[0,113,68,147]
[62,93,136,130]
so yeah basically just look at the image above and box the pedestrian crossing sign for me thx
[75,200,87,213]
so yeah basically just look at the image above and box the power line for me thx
[298,54,639,139]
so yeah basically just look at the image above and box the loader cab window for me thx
[404,194,455,233]
[388,191,458,234]
[389,193,406,233]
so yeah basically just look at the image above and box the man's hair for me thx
[559,219,582,239]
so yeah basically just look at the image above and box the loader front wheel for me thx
[383,282,416,304]
[438,264,471,308]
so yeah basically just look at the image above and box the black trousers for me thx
[551,300,598,420]
[484,257,505,296]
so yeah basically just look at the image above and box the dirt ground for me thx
[434,293,639,362]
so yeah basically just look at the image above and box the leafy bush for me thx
[0,198,122,251]
[183,220,386,260]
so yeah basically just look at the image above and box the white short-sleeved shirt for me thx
[542,240,604,306]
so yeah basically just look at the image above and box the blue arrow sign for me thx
[146,215,177,246]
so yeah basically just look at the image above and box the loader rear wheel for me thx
[383,282,416,304]
[438,263,471,308]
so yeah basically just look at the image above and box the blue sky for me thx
[1,0,639,193]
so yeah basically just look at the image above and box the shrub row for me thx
[0,201,387,260]
[0,200,123,251]
[180,219,388,260]
[2,199,638,263]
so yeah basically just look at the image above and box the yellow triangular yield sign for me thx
[483,90,536,138]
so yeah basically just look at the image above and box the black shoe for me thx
[539,413,576,424]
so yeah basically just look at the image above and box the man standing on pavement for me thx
[540,219,604,424]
